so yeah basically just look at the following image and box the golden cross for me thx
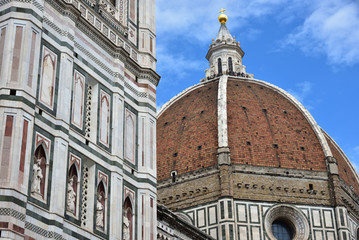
[219,8,226,14]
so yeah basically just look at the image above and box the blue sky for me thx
[155,0,359,170]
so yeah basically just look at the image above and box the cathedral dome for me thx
[157,76,359,195]
[157,12,359,239]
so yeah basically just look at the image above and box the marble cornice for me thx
[125,59,160,87]
[206,42,245,60]
[76,17,159,86]
[46,0,80,22]
[42,0,160,90]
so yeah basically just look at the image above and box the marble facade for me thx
[0,0,159,239]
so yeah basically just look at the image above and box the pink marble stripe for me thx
[18,119,29,184]
[27,31,37,87]
[11,26,23,82]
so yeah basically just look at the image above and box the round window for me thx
[264,204,309,240]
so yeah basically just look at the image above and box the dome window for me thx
[218,58,222,76]
[228,57,233,74]
[171,171,177,183]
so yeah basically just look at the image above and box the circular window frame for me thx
[264,204,310,240]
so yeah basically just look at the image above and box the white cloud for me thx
[355,146,359,155]
[282,0,359,66]
[288,81,312,103]
[156,45,204,83]
[156,0,286,42]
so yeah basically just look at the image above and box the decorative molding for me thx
[25,221,65,239]
[0,207,65,239]
[157,165,219,188]
[0,0,43,11]
[0,208,26,221]
[43,17,75,42]
[81,165,89,227]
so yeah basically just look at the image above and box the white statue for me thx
[67,177,76,214]
[123,209,130,240]
[31,157,43,195]
[96,195,104,229]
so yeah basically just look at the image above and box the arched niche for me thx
[96,180,106,231]
[67,163,79,216]
[31,144,48,199]
[123,197,134,240]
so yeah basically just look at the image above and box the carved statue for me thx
[31,157,43,195]
[66,177,76,214]
[123,209,130,240]
[96,195,104,229]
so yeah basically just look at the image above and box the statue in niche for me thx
[31,157,43,195]
[123,208,130,240]
[96,194,104,229]
[66,177,76,214]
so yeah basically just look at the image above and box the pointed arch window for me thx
[218,58,222,76]
[99,90,110,147]
[71,70,85,129]
[39,46,57,109]
[228,57,233,74]
[125,109,136,164]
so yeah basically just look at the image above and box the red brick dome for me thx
[157,77,359,194]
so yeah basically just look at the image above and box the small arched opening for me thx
[228,57,233,74]
[218,58,222,76]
